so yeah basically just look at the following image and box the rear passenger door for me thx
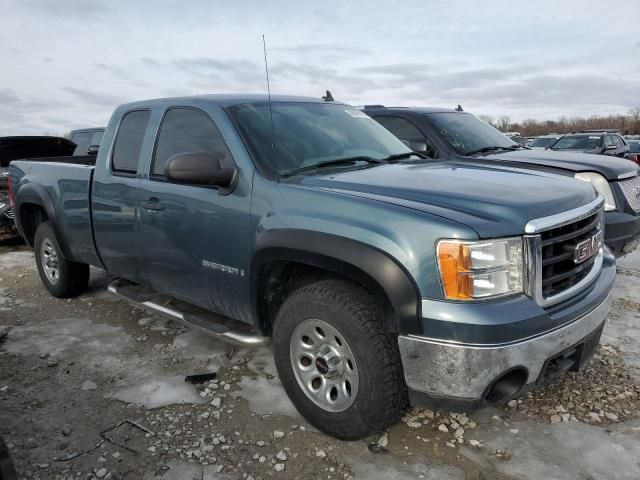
[137,107,251,320]
[92,109,151,282]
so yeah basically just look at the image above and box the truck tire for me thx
[273,279,407,440]
[34,221,89,298]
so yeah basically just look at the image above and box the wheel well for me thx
[19,203,48,245]
[255,261,396,336]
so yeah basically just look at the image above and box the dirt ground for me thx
[1,242,639,480]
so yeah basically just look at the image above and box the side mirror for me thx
[165,152,237,192]
[87,145,99,155]
[408,141,428,152]
[605,144,617,150]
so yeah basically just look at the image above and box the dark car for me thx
[1,136,77,240]
[627,140,640,165]
[364,106,640,257]
[67,127,105,156]
[550,130,630,159]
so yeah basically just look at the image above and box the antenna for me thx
[262,34,275,148]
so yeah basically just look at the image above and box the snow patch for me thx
[347,449,465,480]
[237,376,300,418]
[0,250,35,270]
[112,375,205,409]
[461,414,640,480]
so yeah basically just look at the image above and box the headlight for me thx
[574,172,615,211]
[436,237,523,300]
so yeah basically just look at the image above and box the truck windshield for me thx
[227,102,411,176]
[551,135,602,150]
[424,112,517,156]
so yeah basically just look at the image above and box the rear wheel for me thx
[273,279,407,440]
[34,222,89,298]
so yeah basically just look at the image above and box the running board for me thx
[107,279,270,347]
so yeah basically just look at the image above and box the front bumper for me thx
[604,210,640,257]
[398,254,615,408]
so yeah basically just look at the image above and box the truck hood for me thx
[299,161,597,238]
[482,149,637,180]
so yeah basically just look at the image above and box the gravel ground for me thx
[1,243,639,480]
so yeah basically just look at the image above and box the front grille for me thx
[539,210,602,298]
[618,175,640,212]
[4,208,14,219]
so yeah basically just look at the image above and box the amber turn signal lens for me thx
[437,241,473,300]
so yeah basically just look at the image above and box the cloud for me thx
[22,0,107,18]
[1,0,638,134]
[63,87,128,108]
[274,43,371,56]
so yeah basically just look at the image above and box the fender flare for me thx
[14,184,71,258]
[250,229,422,335]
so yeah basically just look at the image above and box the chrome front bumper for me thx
[398,292,612,401]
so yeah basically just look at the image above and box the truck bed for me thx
[9,159,100,266]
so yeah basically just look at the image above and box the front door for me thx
[137,107,252,320]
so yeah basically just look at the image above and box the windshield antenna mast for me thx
[262,34,275,148]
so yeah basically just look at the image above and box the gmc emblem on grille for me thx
[574,231,602,264]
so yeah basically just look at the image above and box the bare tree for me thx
[497,116,511,132]
[630,107,640,134]
[478,114,495,127]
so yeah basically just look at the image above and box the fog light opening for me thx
[485,368,528,404]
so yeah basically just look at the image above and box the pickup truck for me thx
[9,95,615,440]
[364,106,640,257]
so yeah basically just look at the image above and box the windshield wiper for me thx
[465,145,519,156]
[281,156,383,177]
[381,151,429,162]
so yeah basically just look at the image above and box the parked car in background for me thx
[67,127,105,156]
[505,132,527,145]
[9,94,615,439]
[529,134,561,149]
[627,139,640,165]
[364,106,640,256]
[550,130,630,159]
[0,136,78,241]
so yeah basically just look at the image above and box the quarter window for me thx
[152,108,232,177]
[112,110,151,173]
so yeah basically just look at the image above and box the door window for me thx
[111,110,151,174]
[604,135,615,147]
[152,108,233,178]
[70,132,92,156]
[374,116,438,157]
[374,116,424,143]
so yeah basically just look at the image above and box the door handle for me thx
[141,198,164,212]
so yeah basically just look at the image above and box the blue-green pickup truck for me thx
[9,95,615,439]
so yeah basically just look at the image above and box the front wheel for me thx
[273,280,407,440]
[34,221,89,298]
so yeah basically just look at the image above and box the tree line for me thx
[479,107,640,137]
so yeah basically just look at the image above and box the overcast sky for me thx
[1,0,638,135]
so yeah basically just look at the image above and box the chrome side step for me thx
[107,279,270,347]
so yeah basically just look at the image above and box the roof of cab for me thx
[363,106,462,114]
[117,94,346,111]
